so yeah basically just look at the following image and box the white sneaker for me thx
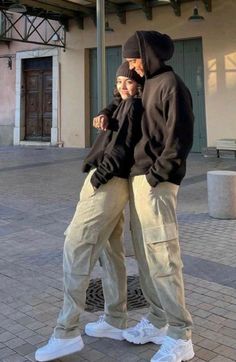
[35,335,84,362]
[85,315,124,340]
[122,318,167,344]
[150,336,194,362]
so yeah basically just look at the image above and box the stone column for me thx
[207,170,236,219]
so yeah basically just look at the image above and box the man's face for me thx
[126,58,144,77]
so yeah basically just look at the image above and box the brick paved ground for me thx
[0,147,236,362]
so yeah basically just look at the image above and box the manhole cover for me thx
[85,276,148,312]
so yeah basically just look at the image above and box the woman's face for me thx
[116,76,138,100]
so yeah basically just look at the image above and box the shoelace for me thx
[48,336,56,344]
[158,337,177,354]
[96,315,106,324]
[136,318,151,329]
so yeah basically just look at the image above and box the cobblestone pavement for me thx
[0,146,236,362]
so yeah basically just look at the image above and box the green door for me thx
[89,46,122,144]
[167,38,206,153]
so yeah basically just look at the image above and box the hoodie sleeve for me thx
[146,88,194,187]
[91,100,142,189]
[98,98,121,130]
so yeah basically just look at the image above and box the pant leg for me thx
[54,171,129,338]
[129,179,167,329]
[129,175,193,340]
[99,213,128,329]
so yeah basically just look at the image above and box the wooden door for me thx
[24,57,52,141]
[42,71,52,140]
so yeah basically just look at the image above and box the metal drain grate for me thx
[85,276,148,312]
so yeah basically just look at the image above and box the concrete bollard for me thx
[207,170,236,219]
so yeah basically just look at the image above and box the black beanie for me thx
[122,34,140,58]
[123,31,174,61]
[116,61,143,84]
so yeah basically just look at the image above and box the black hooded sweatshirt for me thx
[101,31,194,187]
[82,97,142,189]
[131,31,194,186]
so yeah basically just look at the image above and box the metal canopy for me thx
[0,9,66,47]
[0,0,212,66]
[0,1,212,28]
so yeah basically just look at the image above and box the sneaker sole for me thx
[181,350,195,362]
[85,327,124,341]
[35,340,84,362]
[123,333,165,345]
[150,350,195,362]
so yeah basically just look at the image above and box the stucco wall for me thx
[60,47,86,147]
[0,16,61,146]
[0,0,236,148]
[0,43,15,145]
[59,0,236,147]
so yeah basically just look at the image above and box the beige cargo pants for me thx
[129,175,193,340]
[102,175,193,340]
[54,170,129,338]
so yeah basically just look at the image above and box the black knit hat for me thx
[116,61,143,84]
[122,33,140,58]
[123,31,174,61]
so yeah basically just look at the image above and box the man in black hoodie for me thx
[87,31,195,362]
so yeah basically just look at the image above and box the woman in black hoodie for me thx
[89,31,195,362]
[35,62,143,362]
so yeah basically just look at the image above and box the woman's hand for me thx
[93,114,109,131]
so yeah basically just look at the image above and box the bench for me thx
[216,139,236,158]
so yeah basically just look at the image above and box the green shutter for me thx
[167,38,206,152]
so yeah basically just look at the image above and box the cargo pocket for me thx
[63,222,99,276]
[146,241,172,277]
[143,222,178,244]
[143,223,181,277]
[146,235,183,277]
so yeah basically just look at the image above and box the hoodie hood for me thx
[123,31,174,79]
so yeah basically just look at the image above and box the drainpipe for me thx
[96,0,106,111]
[57,61,64,147]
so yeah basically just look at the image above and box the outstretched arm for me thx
[93,98,120,131]
[91,100,143,189]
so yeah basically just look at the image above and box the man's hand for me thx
[93,114,109,131]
